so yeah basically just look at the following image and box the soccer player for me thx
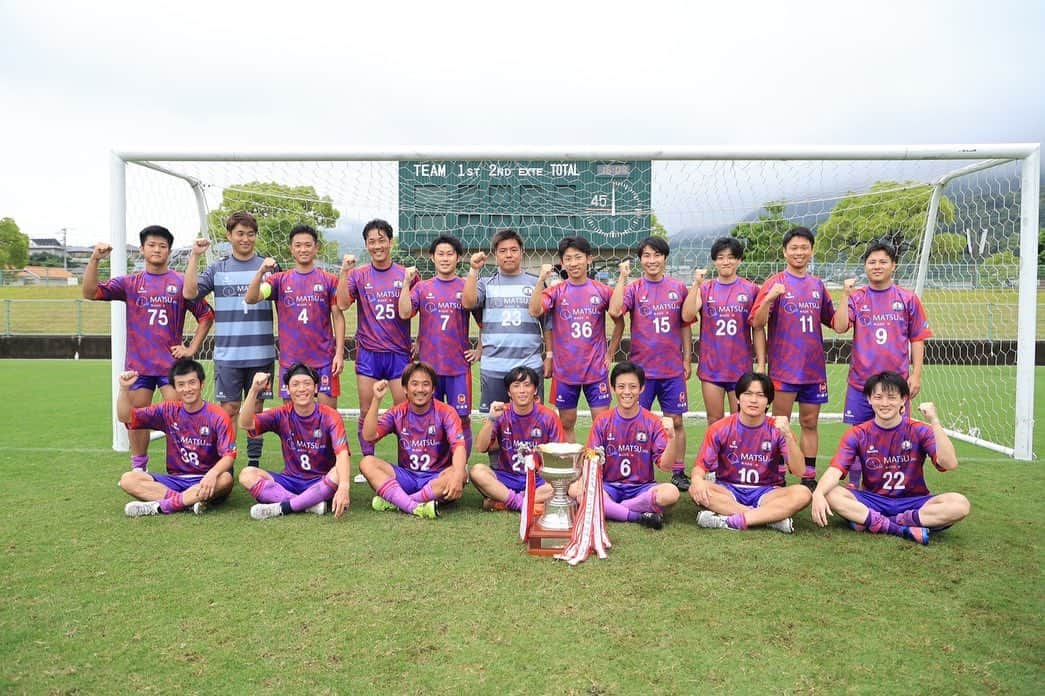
[183,211,277,468]
[397,234,481,455]
[529,236,623,442]
[689,372,811,533]
[360,362,466,519]
[237,365,352,520]
[116,359,235,517]
[681,236,766,426]
[462,228,551,416]
[573,361,680,530]
[83,225,214,472]
[750,227,836,489]
[610,236,692,490]
[470,366,563,512]
[245,224,345,409]
[337,219,418,462]
[811,371,970,545]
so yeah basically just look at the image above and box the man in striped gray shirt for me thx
[184,211,278,468]
[463,228,551,416]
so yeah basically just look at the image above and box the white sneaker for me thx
[696,510,731,529]
[125,501,161,517]
[353,473,367,484]
[306,501,328,516]
[250,502,284,520]
[768,517,794,534]
[192,501,208,515]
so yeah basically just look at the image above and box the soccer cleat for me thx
[124,501,161,517]
[250,502,284,520]
[638,512,664,530]
[800,477,818,492]
[305,501,328,516]
[412,500,439,519]
[767,517,794,534]
[905,526,931,545]
[482,497,507,512]
[371,496,398,512]
[671,471,691,492]
[353,473,367,484]
[192,501,208,515]
[696,510,732,530]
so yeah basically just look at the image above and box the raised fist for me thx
[470,251,487,270]
[373,380,389,399]
[917,402,938,421]
[118,370,139,388]
[618,260,631,277]
[773,415,791,433]
[260,257,278,272]
[341,254,357,273]
[251,372,271,391]
[489,401,506,419]
[768,282,787,300]
[693,268,706,284]
[92,242,113,260]
[404,266,418,282]
[540,263,555,278]
[843,278,857,293]
[661,417,675,438]
[191,239,210,255]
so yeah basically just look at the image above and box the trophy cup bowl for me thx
[535,442,584,531]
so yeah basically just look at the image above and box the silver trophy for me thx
[535,443,585,531]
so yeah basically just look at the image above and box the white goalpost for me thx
[109,145,1040,460]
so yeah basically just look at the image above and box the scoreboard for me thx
[398,160,652,252]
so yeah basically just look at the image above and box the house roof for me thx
[19,266,75,279]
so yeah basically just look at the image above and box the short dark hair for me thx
[863,371,910,399]
[169,358,205,384]
[363,219,394,242]
[557,236,591,259]
[636,236,670,258]
[782,226,815,248]
[225,211,258,233]
[139,225,174,247]
[289,224,318,244]
[490,228,524,252]
[863,239,899,264]
[503,366,540,391]
[610,361,646,389]
[283,362,319,386]
[735,371,774,405]
[710,236,744,260]
[429,234,463,257]
[401,361,438,388]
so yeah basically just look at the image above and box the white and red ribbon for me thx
[519,449,537,541]
[555,448,611,565]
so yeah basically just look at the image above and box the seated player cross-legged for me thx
[811,371,971,545]
[237,365,352,520]
[470,366,563,512]
[573,361,680,530]
[117,359,236,517]
[690,372,811,533]
[360,362,467,519]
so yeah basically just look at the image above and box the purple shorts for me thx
[843,385,911,425]
[639,377,688,414]
[773,380,829,405]
[436,373,472,417]
[603,481,658,503]
[278,363,339,399]
[131,374,171,392]
[356,347,410,381]
[850,488,935,518]
[702,380,738,394]
[150,473,203,492]
[719,481,778,508]
[271,471,327,495]
[494,468,545,492]
[394,467,441,495]
[553,379,612,410]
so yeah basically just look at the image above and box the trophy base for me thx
[526,523,574,556]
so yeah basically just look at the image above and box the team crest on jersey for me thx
[812,290,820,299]
[901,440,912,450]
[166,284,177,294]
[427,425,437,435]
[598,383,608,394]
[737,293,748,302]
[313,429,322,439]
[457,394,466,404]
[312,283,323,293]
[393,280,403,289]
[761,441,772,451]
[321,375,329,385]
[522,286,533,297]
[589,295,600,305]
[531,427,542,438]
[200,426,210,436]
[892,301,904,310]
[455,292,462,299]
[637,432,648,442]
[668,291,679,301]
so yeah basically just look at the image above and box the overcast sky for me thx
[1,0,1041,247]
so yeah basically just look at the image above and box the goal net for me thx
[110,147,1039,459]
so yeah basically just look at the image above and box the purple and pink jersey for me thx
[753,271,836,384]
[345,263,417,356]
[697,277,760,383]
[94,270,214,376]
[491,403,564,474]
[130,401,236,475]
[831,418,941,498]
[249,403,349,478]
[586,407,668,485]
[846,284,932,389]
[266,268,339,369]
[696,413,789,487]
[621,276,690,379]
[409,276,478,376]
[541,278,613,385]
[376,400,465,473]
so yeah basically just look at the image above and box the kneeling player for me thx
[470,366,562,512]
[360,362,467,518]
[117,359,235,516]
[690,372,811,533]
[238,365,352,520]
[811,371,970,544]
[573,361,680,530]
